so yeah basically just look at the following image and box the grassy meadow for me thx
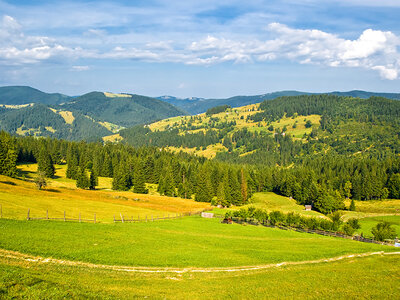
[1,247,399,299]
[0,164,209,223]
[0,217,394,268]
[1,162,400,298]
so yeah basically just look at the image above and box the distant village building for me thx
[305,205,312,211]
[201,212,214,218]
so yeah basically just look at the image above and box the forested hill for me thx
[119,94,400,165]
[0,88,186,140]
[63,92,186,128]
[0,86,69,105]
[157,90,400,114]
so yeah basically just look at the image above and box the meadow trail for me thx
[1,248,399,274]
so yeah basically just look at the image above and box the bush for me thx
[371,221,397,241]
[343,223,355,236]
[269,211,286,226]
[346,218,361,230]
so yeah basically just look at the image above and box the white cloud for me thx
[1,14,399,80]
[71,65,89,71]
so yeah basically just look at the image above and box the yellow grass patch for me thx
[0,165,210,222]
[104,92,132,98]
[58,111,75,124]
[98,121,124,133]
[45,126,56,133]
[102,134,123,143]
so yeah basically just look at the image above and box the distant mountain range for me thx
[1,85,399,141]
[0,86,185,140]
[157,90,400,114]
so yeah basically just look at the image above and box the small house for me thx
[305,205,312,211]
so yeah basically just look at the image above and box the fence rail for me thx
[0,204,208,224]
[224,216,395,246]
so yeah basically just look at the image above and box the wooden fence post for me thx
[152,215,153,222]
[120,213,124,223]
[64,211,66,222]
[27,209,30,220]
[46,210,49,220]
[0,204,2,218]
[114,215,116,223]
[94,214,96,224]
[79,212,81,223]
[146,215,147,222]
[138,215,140,222]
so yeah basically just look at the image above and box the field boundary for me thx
[1,248,399,273]
[220,216,397,246]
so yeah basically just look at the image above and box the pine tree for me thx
[240,168,248,204]
[112,162,132,191]
[0,131,17,177]
[349,199,356,211]
[37,147,55,178]
[195,166,212,202]
[89,169,98,190]
[76,167,89,189]
[133,160,148,194]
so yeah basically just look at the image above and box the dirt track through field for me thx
[1,249,399,273]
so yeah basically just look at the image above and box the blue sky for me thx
[0,0,399,98]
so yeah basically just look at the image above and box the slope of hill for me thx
[64,92,186,127]
[0,86,69,105]
[0,87,186,140]
[157,90,400,114]
[0,103,112,141]
[118,94,400,163]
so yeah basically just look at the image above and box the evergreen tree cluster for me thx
[15,136,252,204]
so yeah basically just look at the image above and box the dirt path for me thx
[0,248,399,273]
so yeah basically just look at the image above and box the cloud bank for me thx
[1,15,399,80]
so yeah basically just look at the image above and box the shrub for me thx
[371,221,397,241]
[346,218,361,230]
[343,223,356,236]
[269,211,286,226]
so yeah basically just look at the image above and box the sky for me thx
[0,0,400,98]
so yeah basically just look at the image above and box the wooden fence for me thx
[0,204,207,224]
[224,216,395,246]
[113,211,201,223]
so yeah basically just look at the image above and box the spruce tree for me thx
[0,131,17,177]
[76,167,89,189]
[112,162,132,191]
[37,147,55,178]
[89,169,98,190]
[349,199,356,211]
[195,166,212,202]
[133,161,148,194]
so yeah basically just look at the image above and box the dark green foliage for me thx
[371,221,397,241]
[76,167,90,189]
[0,86,69,105]
[89,170,98,190]
[195,166,212,202]
[112,162,132,191]
[37,147,55,178]
[349,199,356,211]
[63,92,185,128]
[133,160,148,194]
[0,131,17,177]
[206,105,231,116]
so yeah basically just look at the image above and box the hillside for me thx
[157,90,400,114]
[63,91,186,127]
[0,103,112,141]
[0,87,186,140]
[0,86,69,105]
[119,94,400,163]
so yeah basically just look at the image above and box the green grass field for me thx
[210,192,326,218]
[1,249,399,299]
[1,166,400,298]
[0,217,393,268]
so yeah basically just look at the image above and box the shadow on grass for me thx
[0,181,16,186]
[44,188,61,193]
